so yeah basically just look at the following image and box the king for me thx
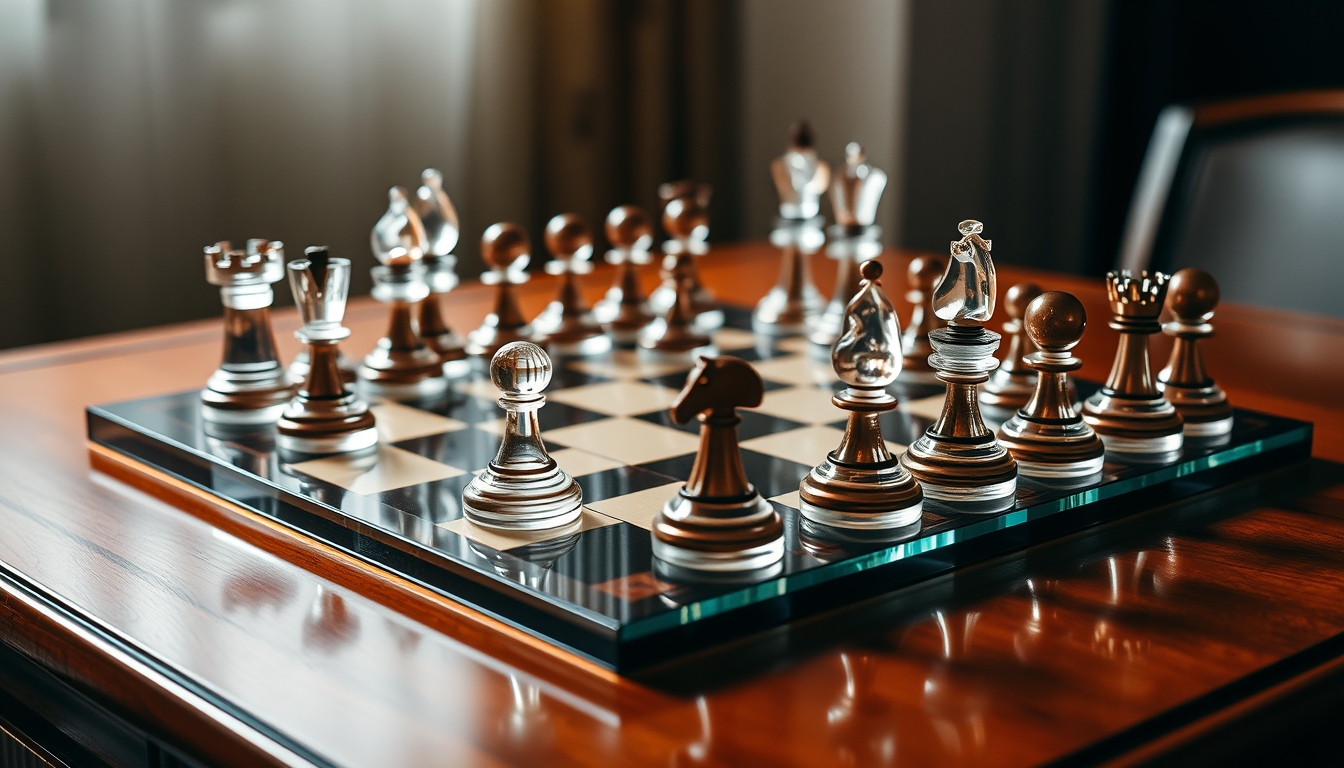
[899,220,1018,506]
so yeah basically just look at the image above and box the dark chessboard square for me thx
[637,449,810,500]
[549,522,652,585]
[393,427,502,472]
[441,394,503,425]
[878,409,934,447]
[632,409,807,441]
[538,402,610,432]
[577,466,682,504]
[372,473,474,527]
[550,366,612,390]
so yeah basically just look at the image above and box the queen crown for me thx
[204,239,284,286]
[1106,270,1170,319]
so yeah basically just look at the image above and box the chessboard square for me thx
[393,427,502,472]
[751,354,839,388]
[711,327,759,351]
[756,385,841,425]
[586,482,683,530]
[577,465,683,504]
[373,473,474,524]
[745,425,906,469]
[568,350,695,381]
[633,408,807,440]
[438,509,619,552]
[548,380,680,417]
[901,394,946,423]
[775,336,813,354]
[551,448,625,478]
[768,490,802,510]
[289,446,466,495]
[545,417,701,465]
[878,409,930,446]
[456,378,503,402]
[741,449,814,499]
[370,401,467,442]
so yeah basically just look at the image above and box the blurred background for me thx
[0,0,1341,349]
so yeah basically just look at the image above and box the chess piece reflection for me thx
[754,121,829,336]
[1081,271,1184,456]
[466,223,538,358]
[899,221,1018,507]
[200,239,295,424]
[277,248,378,457]
[639,198,714,360]
[810,143,887,349]
[652,357,784,573]
[827,653,898,767]
[469,533,580,591]
[800,261,923,530]
[302,586,361,653]
[1158,268,1233,437]
[462,342,583,530]
[997,291,1105,478]
[593,205,657,344]
[980,282,1042,410]
[899,256,947,384]
[649,181,720,328]
[532,213,611,357]
[359,187,449,401]
[923,610,990,758]
[412,169,471,378]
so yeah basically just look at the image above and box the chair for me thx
[1116,90,1344,318]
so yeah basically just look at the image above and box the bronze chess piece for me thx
[358,187,448,401]
[1158,268,1233,438]
[1081,270,1184,456]
[997,291,1105,478]
[200,239,296,424]
[592,204,656,345]
[412,169,470,378]
[652,356,784,573]
[898,255,946,384]
[648,180,721,328]
[980,282,1043,409]
[638,197,713,361]
[899,220,1018,507]
[466,222,537,358]
[461,342,583,531]
[532,213,610,357]
[800,261,923,529]
[754,121,828,336]
[810,142,887,349]
[276,248,378,457]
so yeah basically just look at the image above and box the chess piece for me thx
[980,282,1042,409]
[1081,271,1185,455]
[638,198,713,360]
[810,143,886,348]
[800,261,923,529]
[648,181,721,328]
[1158,268,1233,437]
[997,291,1105,478]
[899,220,1018,505]
[358,187,448,401]
[652,356,784,572]
[276,248,378,456]
[466,223,537,358]
[462,342,583,530]
[200,239,296,424]
[412,169,471,378]
[532,213,611,357]
[592,204,656,344]
[899,255,946,384]
[754,121,828,335]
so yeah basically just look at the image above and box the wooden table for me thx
[0,244,1341,767]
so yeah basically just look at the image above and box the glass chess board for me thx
[87,308,1312,670]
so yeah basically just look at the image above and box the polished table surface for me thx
[0,243,1342,767]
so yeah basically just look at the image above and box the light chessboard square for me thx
[370,401,467,443]
[586,482,684,530]
[742,425,905,469]
[568,350,694,381]
[751,354,838,388]
[768,490,801,509]
[711,327,759,350]
[901,394,946,422]
[550,448,626,478]
[545,417,700,465]
[775,336,813,354]
[755,385,841,424]
[547,380,679,417]
[455,379,502,402]
[439,509,620,552]
[289,446,465,495]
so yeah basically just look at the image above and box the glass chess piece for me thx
[358,187,449,401]
[809,143,887,350]
[461,342,583,531]
[412,168,471,379]
[276,248,378,457]
[592,204,657,345]
[532,213,611,357]
[466,223,538,358]
[899,220,1018,507]
[799,260,924,529]
[754,121,828,336]
[1157,268,1233,438]
[200,239,296,425]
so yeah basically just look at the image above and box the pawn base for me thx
[359,343,448,402]
[997,414,1106,479]
[799,457,923,530]
[899,434,1018,504]
[276,395,378,458]
[1082,390,1185,454]
[652,493,784,573]
[752,285,824,338]
[463,460,583,532]
[1159,382,1234,437]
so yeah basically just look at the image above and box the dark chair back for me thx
[1117,91,1344,318]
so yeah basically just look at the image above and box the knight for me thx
[809,143,887,349]
[754,121,828,335]
[652,356,784,573]
[412,169,471,378]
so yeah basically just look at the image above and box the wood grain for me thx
[0,243,1339,767]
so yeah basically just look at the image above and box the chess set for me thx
[87,124,1312,670]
